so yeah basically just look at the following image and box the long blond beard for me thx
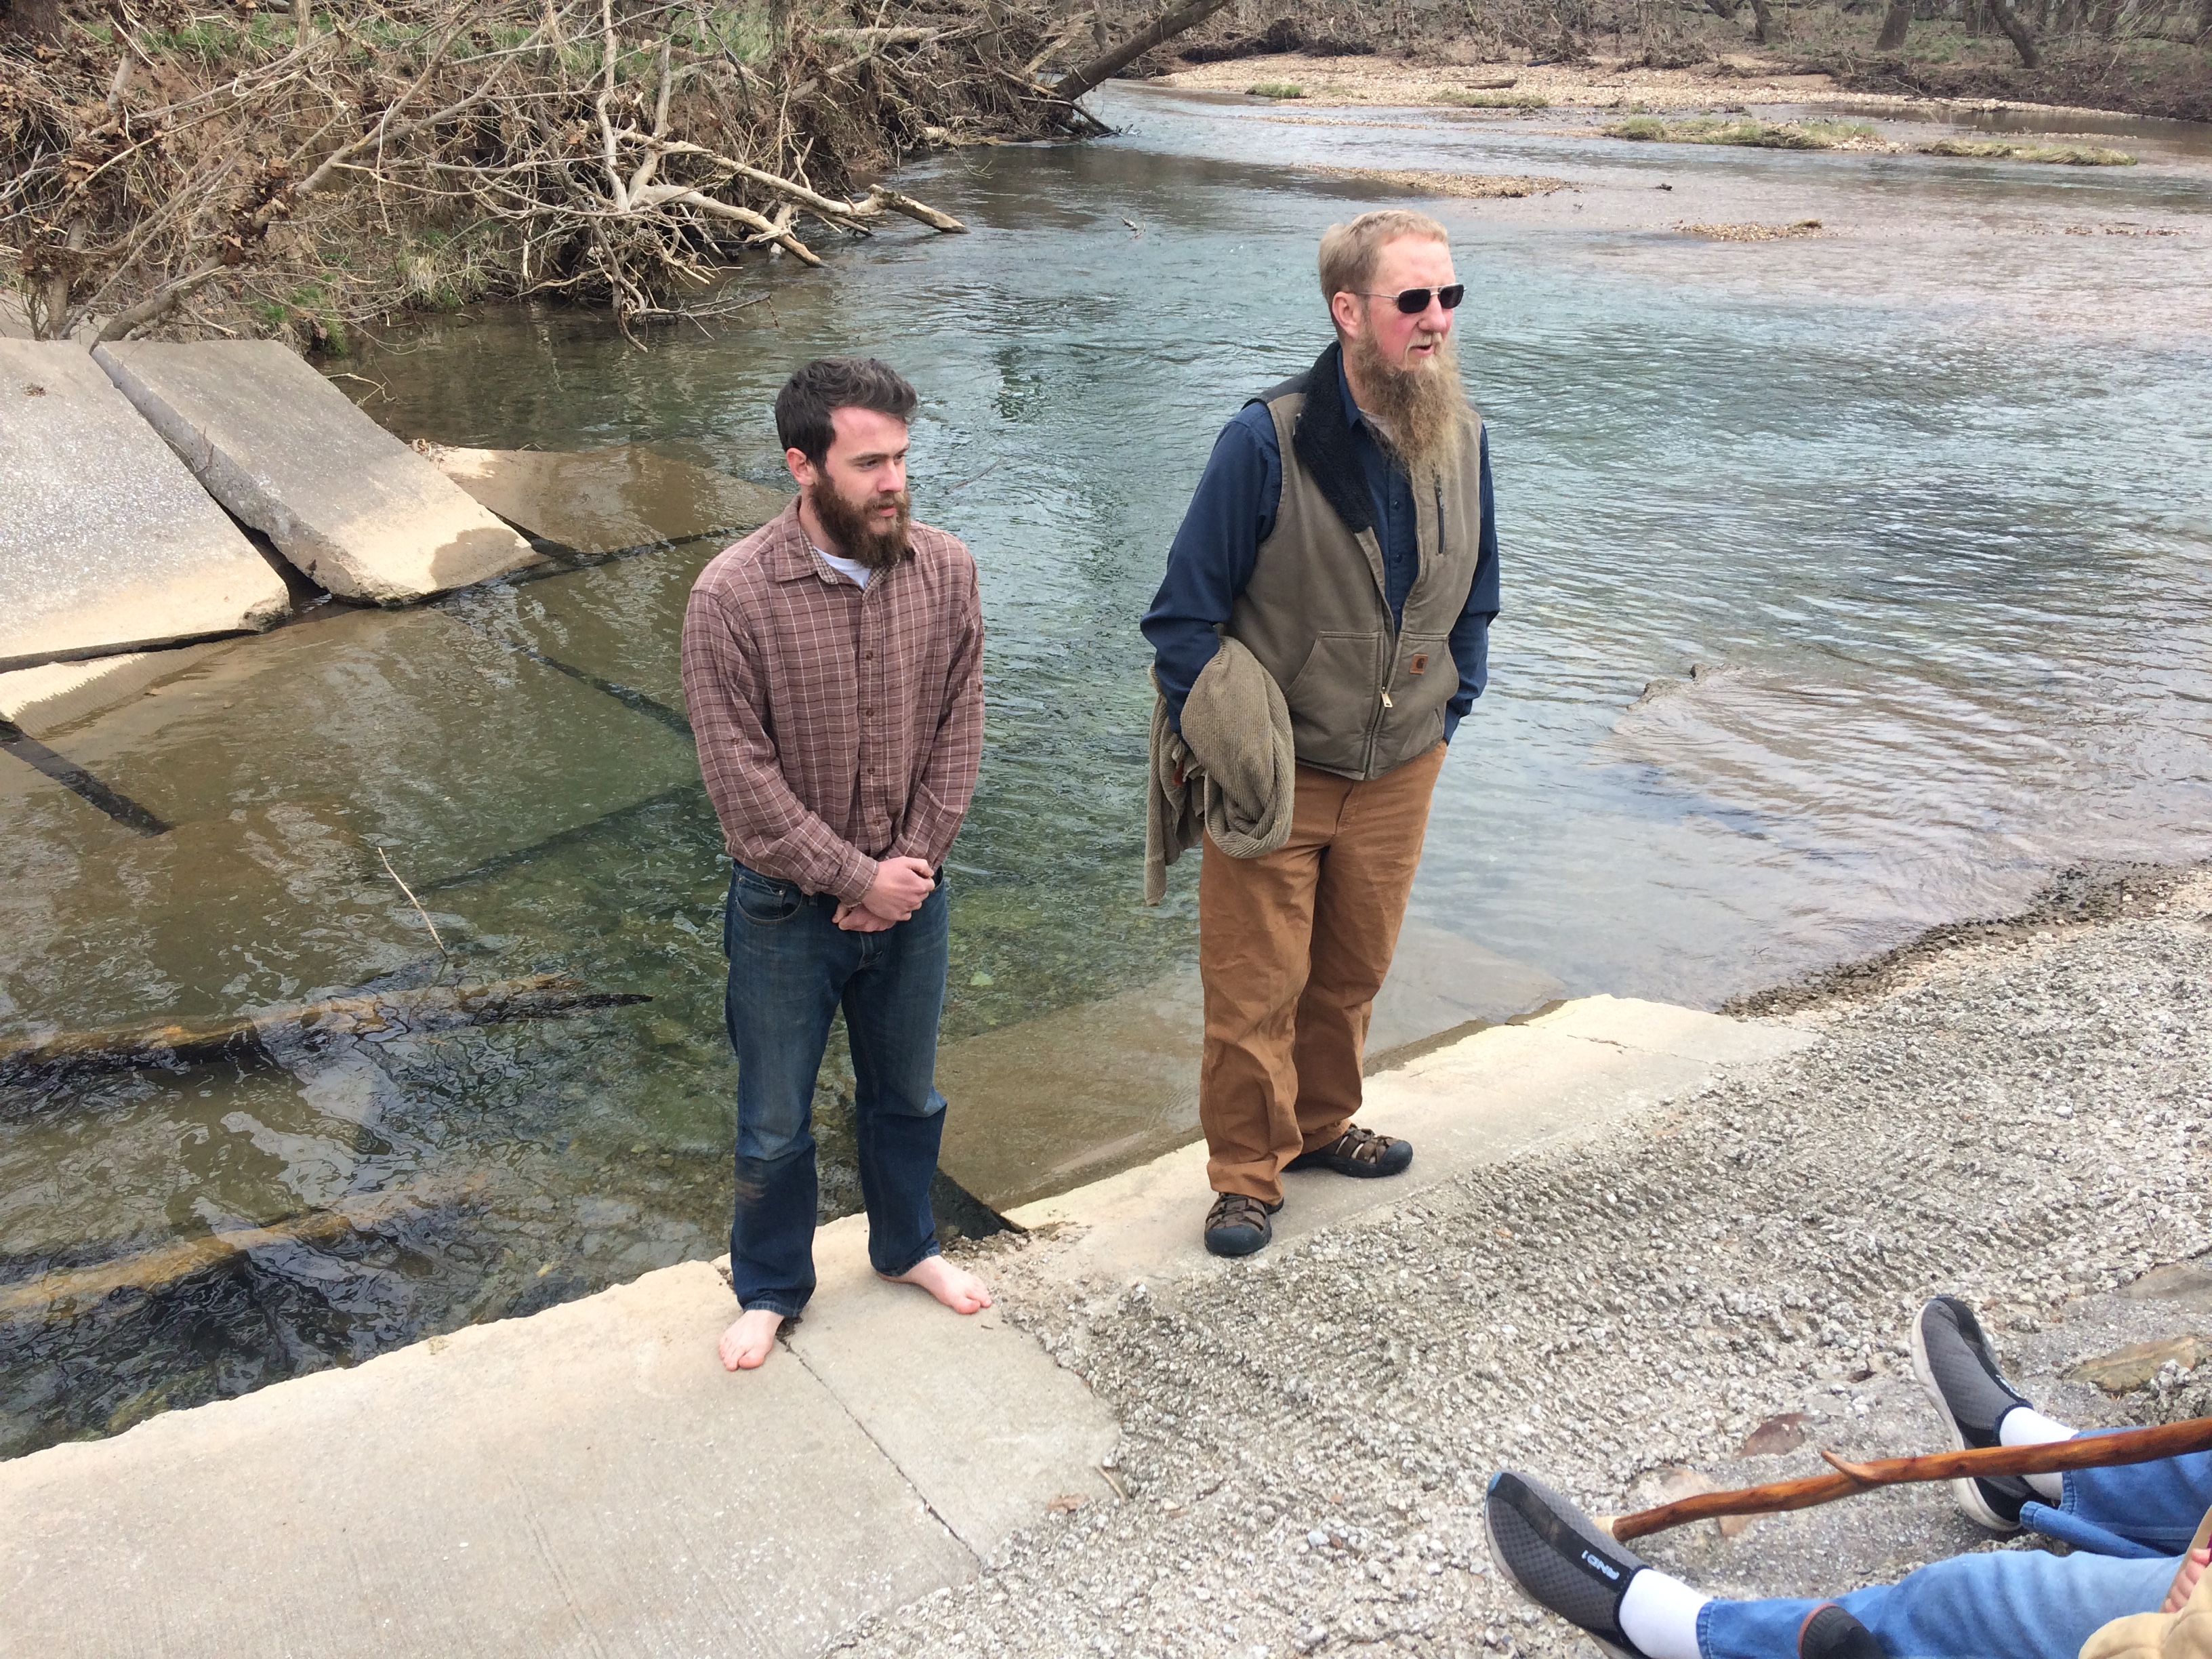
[1347,328,1475,483]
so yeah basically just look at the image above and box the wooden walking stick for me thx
[1605,1415,2212,1542]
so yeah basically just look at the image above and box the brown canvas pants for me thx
[1197,741,1446,1203]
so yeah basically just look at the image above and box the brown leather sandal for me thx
[1286,1124,1413,1179]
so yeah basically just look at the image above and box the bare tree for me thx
[1984,0,2043,63]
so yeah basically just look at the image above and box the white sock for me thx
[2000,1405,2076,1502]
[1618,1567,1710,1659]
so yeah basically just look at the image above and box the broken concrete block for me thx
[0,342,288,666]
[426,444,787,556]
[93,341,539,604]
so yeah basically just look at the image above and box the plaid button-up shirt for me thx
[681,501,984,904]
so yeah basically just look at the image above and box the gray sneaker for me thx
[1911,1294,2036,1530]
[1484,1471,1653,1659]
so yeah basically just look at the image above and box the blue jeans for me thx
[722,863,950,1318]
[1698,1450,2212,1659]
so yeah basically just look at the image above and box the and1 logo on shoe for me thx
[1580,1548,1623,1582]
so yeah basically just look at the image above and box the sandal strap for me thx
[1322,1126,1398,1164]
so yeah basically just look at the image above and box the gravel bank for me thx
[846,864,2212,1659]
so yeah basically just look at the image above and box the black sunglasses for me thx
[1364,284,1466,314]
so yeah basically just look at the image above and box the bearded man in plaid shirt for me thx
[681,357,990,1371]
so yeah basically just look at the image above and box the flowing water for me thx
[3,84,2209,1458]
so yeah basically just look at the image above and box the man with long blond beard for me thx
[1142,209,1502,1257]
[682,356,991,1370]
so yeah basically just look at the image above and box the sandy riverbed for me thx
[850,864,2212,1658]
[1151,48,2135,125]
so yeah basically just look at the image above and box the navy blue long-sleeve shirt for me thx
[1142,359,1499,743]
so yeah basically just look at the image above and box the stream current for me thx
[3,84,2209,1457]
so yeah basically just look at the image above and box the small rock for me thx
[2068,1335,2210,1393]
[2125,1263,2212,1311]
[1740,1412,1809,1456]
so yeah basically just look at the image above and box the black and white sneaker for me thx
[1911,1294,2036,1530]
[1484,1472,1654,1659]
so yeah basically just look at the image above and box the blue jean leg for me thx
[724,865,846,1317]
[722,865,951,1315]
[840,875,951,1279]
[2033,1446,2212,1557]
[1696,1547,2177,1659]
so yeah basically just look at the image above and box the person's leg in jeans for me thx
[1697,1549,2179,1659]
[1487,1469,2184,1659]
[1914,1294,2212,1555]
[841,875,991,1313]
[720,865,853,1367]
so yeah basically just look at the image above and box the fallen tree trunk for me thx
[0,1174,489,1322]
[0,975,650,1085]
[1053,0,1239,102]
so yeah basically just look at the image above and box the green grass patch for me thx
[1921,138,2136,165]
[1248,83,1305,100]
[1438,89,1550,110]
[1605,115,1885,150]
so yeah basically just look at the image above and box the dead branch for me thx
[1054,0,1237,102]
[3,0,1078,337]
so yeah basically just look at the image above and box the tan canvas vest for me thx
[1226,342,1487,781]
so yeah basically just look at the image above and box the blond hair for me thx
[1317,209,1451,311]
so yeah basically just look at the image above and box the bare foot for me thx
[882,1254,994,1314]
[718,1307,785,1371]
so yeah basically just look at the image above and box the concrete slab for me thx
[935,918,1567,1212]
[0,605,701,1035]
[93,342,539,604]
[444,540,723,716]
[1520,992,1818,1065]
[0,652,149,725]
[0,343,289,664]
[1005,996,1818,1293]
[790,1216,1121,1555]
[0,1261,974,1659]
[430,445,787,556]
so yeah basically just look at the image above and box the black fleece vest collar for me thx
[1250,340,1375,542]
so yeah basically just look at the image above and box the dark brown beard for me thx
[809,478,912,569]
[1345,327,1475,484]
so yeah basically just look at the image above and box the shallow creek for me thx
[1,84,2207,1456]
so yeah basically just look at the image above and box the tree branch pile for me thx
[1,0,1107,341]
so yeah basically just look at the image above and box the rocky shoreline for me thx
[853,863,2212,1658]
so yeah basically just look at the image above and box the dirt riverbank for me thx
[1155,45,2207,127]
[850,863,2212,1657]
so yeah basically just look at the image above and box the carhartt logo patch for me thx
[1410,653,1429,674]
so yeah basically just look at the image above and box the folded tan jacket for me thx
[2083,1509,2212,1659]
[1143,638,1295,905]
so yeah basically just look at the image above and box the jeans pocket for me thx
[733,871,805,926]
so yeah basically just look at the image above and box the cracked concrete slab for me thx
[935,919,1567,1214]
[786,1218,1120,1557]
[0,342,289,665]
[1004,996,1816,1292]
[94,342,539,604]
[0,1260,974,1659]
[428,444,787,556]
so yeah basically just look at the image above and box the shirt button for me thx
[865,651,875,661]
